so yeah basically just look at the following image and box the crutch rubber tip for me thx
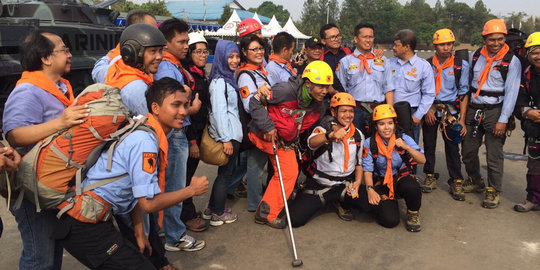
[292,259,303,267]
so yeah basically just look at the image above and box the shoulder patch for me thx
[362,145,369,158]
[314,127,324,134]
[142,152,157,174]
[240,86,250,99]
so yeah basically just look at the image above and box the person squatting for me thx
[1,12,537,269]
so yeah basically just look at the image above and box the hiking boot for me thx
[164,234,205,252]
[333,201,353,221]
[234,182,248,198]
[406,210,421,232]
[462,177,486,193]
[210,208,238,226]
[185,217,209,232]
[254,215,286,229]
[449,179,465,201]
[513,200,540,212]
[421,174,437,193]
[482,187,500,209]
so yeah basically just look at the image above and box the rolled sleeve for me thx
[414,63,436,119]
[458,60,470,96]
[132,183,162,199]
[92,55,112,83]
[498,56,521,123]
[126,135,161,199]
[238,73,258,114]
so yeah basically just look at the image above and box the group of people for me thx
[1,7,539,269]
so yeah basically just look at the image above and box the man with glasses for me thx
[320,23,351,93]
[3,29,84,270]
[336,23,395,136]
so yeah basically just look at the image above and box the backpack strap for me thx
[497,51,514,83]
[236,69,271,88]
[454,57,463,90]
[469,49,482,88]
[427,56,433,67]
[179,66,196,90]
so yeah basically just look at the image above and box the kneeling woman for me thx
[362,104,426,232]
[290,93,369,227]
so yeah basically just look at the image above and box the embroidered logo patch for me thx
[240,86,250,99]
[143,152,157,174]
[407,72,418,78]
[411,67,417,73]
[348,64,358,71]
[314,128,324,134]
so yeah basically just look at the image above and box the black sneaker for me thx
[449,179,465,201]
[462,177,485,193]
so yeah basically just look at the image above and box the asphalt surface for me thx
[1,51,539,269]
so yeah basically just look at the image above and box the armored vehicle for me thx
[0,0,123,124]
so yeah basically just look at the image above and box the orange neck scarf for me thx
[106,44,120,60]
[473,44,510,98]
[269,53,297,76]
[16,71,74,106]
[145,113,169,226]
[433,54,454,95]
[341,124,356,171]
[105,59,153,89]
[237,62,268,77]
[356,51,375,74]
[375,132,396,200]
[162,51,182,68]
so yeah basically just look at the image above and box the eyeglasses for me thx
[54,47,70,54]
[193,49,209,55]
[325,34,342,41]
[247,47,265,53]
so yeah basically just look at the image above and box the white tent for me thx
[207,9,242,37]
[282,17,310,39]
[252,12,263,25]
[262,15,283,38]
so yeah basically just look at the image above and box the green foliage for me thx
[218,5,232,25]
[298,0,534,46]
[113,0,171,17]
[470,32,483,46]
[298,0,340,37]
[248,2,291,24]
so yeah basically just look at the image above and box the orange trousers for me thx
[249,132,298,221]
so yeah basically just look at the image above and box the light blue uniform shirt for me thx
[387,54,436,119]
[266,60,296,86]
[120,79,150,116]
[432,58,470,102]
[154,60,191,127]
[237,69,270,114]
[468,52,521,123]
[82,130,162,216]
[362,134,423,176]
[92,55,121,83]
[3,81,68,152]
[208,78,243,143]
[336,49,394,103]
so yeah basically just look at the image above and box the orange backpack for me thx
[12,83,152,212]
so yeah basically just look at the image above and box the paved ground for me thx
[1,127,539,270]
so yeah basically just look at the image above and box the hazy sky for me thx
[238,0,540,20]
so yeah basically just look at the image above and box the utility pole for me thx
[203,0,207,22]
[326,5,329,24]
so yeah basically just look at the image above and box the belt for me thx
[434,100,459,106]
[468,102,503,110]
[469,87,505,97]
[355,101,379,112]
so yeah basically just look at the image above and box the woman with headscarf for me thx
[201,40,242,226]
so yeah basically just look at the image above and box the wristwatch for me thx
[366,185,374,191]
[325,132,332,141]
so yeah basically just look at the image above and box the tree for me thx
[298,0,340,37]
[338,0,401,42]
[112,0,171,17]
[218,5,232,25]
[470,32,483,46]
[248,1,291,24]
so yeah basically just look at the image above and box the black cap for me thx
[305,37,323,48]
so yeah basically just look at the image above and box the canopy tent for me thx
[262,15,283,38]
[252,12,263,25]
[282,17,310,39]
[207,9,242,37]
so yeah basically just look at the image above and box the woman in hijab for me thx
[201,40,242,226]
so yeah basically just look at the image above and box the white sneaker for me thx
[164,234,205,252]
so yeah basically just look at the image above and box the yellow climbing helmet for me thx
[330,92,356,108]
[372,104,397,121]
[433,28,455,44]
[302,60,333,85]
[525,32,540,48]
